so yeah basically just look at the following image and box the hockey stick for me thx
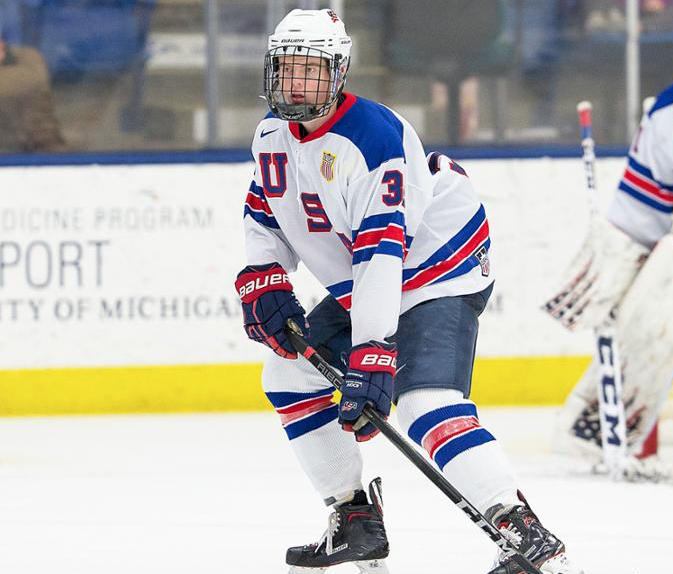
[577,101,628,479]
[284,319,543,574]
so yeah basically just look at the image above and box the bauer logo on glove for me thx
[360,353,397,368]
[339,341,396,442]
[237,270,292,302]
[234,262,309,359]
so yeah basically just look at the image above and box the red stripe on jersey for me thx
[277,395,334,426]
[403,220,490,291]
[336,294,352,311]
[245,192,273,215]
[353,224,406,251]
[422,415,481,459]
[624,167,673,202]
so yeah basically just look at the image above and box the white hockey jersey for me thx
[608,83,673,248]
[243,93,493,346]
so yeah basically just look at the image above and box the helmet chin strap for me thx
[274,100,330,122]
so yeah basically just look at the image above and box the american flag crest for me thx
[320,151,336,182]
[474,245,490,277]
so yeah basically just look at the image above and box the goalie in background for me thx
[543,82,673,480]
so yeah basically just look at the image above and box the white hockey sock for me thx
[289,418,364,504]
[396,388,520,514]
[262,352,363,504]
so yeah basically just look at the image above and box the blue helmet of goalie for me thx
[263,9,352,122]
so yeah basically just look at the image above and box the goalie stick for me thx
[284,319,544,574]
[577,101,628,479]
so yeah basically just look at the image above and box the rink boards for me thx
[0,158,639,414]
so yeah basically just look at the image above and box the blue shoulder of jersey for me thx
[331,97,405,172]
[648,82,673,117]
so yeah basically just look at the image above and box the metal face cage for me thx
[263,46,348,122]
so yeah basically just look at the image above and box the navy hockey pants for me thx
[304,282,493,403]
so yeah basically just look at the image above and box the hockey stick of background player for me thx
[284,319,543,574]
[577,101,628,479]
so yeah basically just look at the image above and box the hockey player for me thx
[544,83,673,480]
[235,9,583,574]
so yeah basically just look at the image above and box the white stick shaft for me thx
[577,101,598,215]
[577,101,628,477]
[595,326,628,477]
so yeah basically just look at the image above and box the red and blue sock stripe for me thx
[407,402,495,470]
[265,388,338,440]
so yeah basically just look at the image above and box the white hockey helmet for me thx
[263,9,352,121]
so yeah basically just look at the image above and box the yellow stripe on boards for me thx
[0,355,598,415]
[471,355,592,406]
[0,364,267,416]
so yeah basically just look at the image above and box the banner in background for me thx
[0,158,627,371]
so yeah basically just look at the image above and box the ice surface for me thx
[0,407,670,574]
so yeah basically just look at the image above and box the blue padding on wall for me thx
[0,149,254,167]
[0,146,628,167]
[430,145,628,160]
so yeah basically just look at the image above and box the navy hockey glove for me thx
[339,341,396,442]
[235,263,309,359]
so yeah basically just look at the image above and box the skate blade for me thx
[287,566,327,574]
[539,552,585,574]
[354,559,390,574]
[287,559,390,574]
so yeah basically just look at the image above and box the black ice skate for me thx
[286,477,390,574]
[485,494,584,574]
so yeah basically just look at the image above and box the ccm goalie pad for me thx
[542,217,649,330]
[553,235,673,477]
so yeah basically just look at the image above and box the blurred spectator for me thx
[0,36,67,153]
[516,1,564,128]
[642,0,673,31]
[586,0,673,32]
[585,0,627,31]
[559,0,586,37]
[0,0,22,45]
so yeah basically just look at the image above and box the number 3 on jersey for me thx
[381,170,403,206]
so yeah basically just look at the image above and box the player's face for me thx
[277,55,331,107]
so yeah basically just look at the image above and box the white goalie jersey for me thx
[243,93,493,346]
[608,83,673,247]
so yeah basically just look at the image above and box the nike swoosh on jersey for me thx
[260,128,279,138]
